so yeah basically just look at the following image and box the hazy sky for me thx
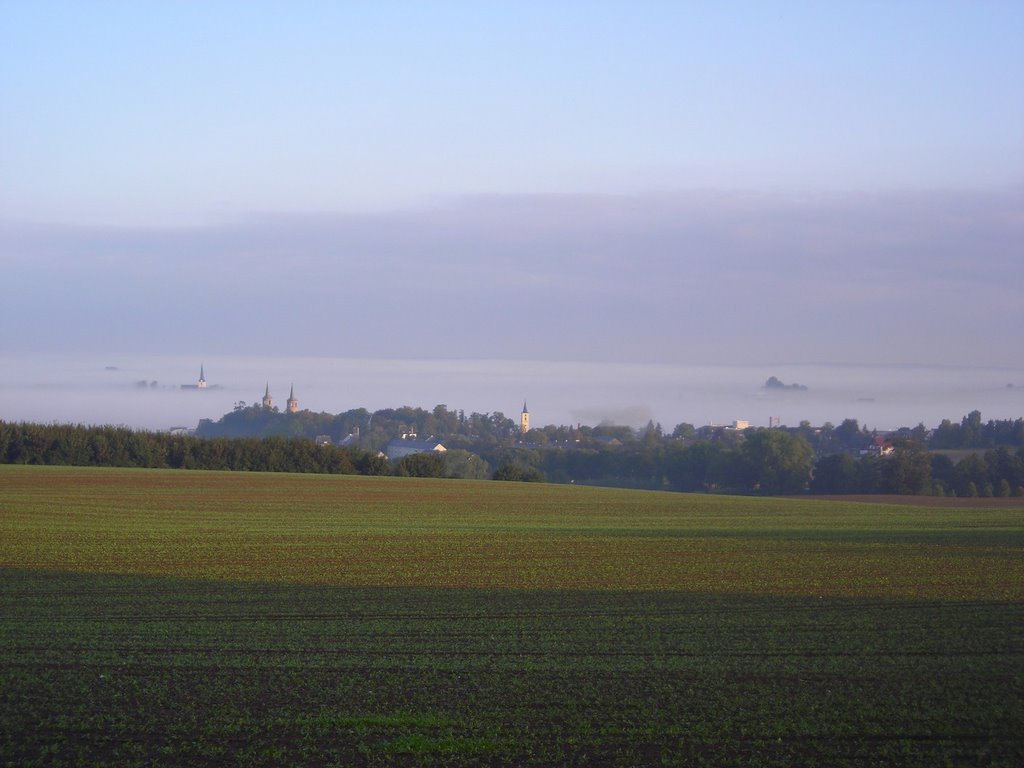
[2,2,1022,368]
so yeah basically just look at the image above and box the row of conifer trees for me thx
[0,421,390,475]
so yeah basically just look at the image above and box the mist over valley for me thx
[2,356,1020,435]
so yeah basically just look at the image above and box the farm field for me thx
[1,465,1023,766]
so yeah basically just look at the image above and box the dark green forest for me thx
[0,422,387,476]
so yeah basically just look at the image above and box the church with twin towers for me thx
[262,383,299,414]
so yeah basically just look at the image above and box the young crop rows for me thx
[1,465,1022,766]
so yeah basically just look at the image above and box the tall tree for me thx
[739,430,814,494]
[878,441,932,495]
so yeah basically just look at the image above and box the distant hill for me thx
[764,376,808,391]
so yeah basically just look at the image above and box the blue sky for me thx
[3,1,1021,223]
[1,2,1022,368]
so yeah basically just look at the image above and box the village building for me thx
[385,438,447,462]
[338,427,361,447]
[861,435,895,456]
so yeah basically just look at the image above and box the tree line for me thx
[4,414,1024,497]
[929,410,1024,449]
[200,403,1024,455]
[481,431,1024,497]
[811,443,1024,497]
[0,421,496,480]
[196,402,521,452]
[0,422,388,475]
[481,427,815,494]
[3,419,812,492]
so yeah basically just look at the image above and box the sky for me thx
[2,1,1023,370]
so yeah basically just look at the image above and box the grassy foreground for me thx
[1,465,1023,766]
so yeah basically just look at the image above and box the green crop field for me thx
[2,465,1023,766]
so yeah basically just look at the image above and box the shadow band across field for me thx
[2,569,1022,767]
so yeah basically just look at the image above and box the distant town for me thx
[161,369,1023,498]
[4,366,1021,497]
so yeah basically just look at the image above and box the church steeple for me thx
[262,383,274,410]
[287,384,299,414]
[520,401,530,434]
[198,364,207,389]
